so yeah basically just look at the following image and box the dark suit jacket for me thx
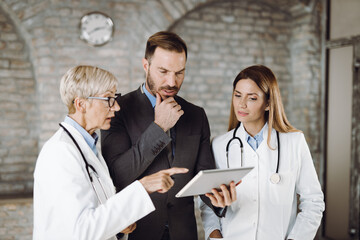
[101,86,216,240]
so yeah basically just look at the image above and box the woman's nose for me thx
[111,101,120,111]
[238,98,246,108]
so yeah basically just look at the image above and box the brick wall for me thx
[0,199,32,240]
[0,0,324,238]
[0,5,37,197]
[289,5,323,170]
[171,0,323,170]
[172,1,293,136]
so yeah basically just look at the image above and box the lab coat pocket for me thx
[268,171,295,205]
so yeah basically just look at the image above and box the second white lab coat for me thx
[200,123,324,240]
[33,122,155,240]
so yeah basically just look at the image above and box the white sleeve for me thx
[287,134,325,240]
[33,140,155,240]
[198,197,222,240]
[198,136,224,240]
[79,180,155,239]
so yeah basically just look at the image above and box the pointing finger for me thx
[161,167,189,176]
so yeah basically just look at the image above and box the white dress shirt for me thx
[200,123,324,240]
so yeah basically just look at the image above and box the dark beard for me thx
[146,68,179,98]
[146,69,157,96]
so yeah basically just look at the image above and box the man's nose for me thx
[166,73,176,87]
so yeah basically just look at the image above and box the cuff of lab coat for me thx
[132,180,155,209]
[123,180,155,218]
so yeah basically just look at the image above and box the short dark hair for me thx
[145,31,187,62]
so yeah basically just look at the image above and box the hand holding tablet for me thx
[175,167,254,198]
[205,180,239,208]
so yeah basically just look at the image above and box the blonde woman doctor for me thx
[33,65,188,240]
[200,65,325,240]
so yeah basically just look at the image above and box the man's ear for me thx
[73,98,86,113]
[142,58,149,73]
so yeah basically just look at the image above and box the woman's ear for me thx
[73,98,86,113]
[265,102,270,111]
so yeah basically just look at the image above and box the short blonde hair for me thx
[60,65,118,114]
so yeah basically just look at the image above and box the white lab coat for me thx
[33,122,155,240]
[200,123,324,240]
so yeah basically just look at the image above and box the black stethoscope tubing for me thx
[225,123,280,181]
[59,123,109,203]
[59,123,97,182]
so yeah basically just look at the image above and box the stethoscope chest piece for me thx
[270,173,281,184]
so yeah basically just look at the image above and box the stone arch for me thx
[0,3,38,197]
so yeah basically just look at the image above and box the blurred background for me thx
[0,0,359,239]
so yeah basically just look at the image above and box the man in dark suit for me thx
[101,31,235,240]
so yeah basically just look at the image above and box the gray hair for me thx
[60,65,118,114]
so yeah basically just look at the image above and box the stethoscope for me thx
[59,123,109,204]
[225,123,281,184]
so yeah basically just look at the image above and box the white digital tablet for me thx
[175,166,254,198]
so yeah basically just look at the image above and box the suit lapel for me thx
[171,99,201,167]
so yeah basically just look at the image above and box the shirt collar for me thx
[64,116,98,156]
[245,123,266,150]
[142,83,156,108]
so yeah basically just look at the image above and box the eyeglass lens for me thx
[108,93,121,108]
[108,98,115,108]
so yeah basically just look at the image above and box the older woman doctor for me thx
[200,65,325,240]
[33,65,188,240]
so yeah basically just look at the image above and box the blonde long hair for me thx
[228,65,299,148]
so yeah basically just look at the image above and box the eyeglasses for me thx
[87,93,121,108]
